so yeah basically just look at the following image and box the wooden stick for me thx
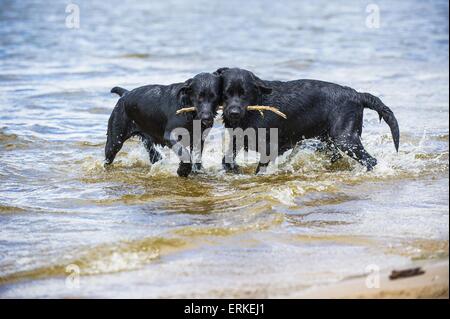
[176,107,196,115]
[247,105,287,119]
[389,267,425,280]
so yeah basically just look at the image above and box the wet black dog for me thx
[215,67,399,174]
[105,72,222,177]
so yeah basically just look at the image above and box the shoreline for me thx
[291,260,449,299]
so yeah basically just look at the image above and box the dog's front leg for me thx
[164,129,192,177]
[191,126,208,173]
[191,137,205,172]
[255,138,284,174]
[222,134,241,173]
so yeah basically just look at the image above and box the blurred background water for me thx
[0,0,448,297]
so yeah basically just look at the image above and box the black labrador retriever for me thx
[104,72,222,177]
[215,67,399,174]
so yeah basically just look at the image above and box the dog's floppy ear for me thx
[213,67,229,76]
[214,73,225,107]
[251,74,272,95]
[177,78,193,106]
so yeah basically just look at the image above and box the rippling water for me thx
[0,0,448,298]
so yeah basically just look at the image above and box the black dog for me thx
[216,67,399,174]
[105,72,222,177]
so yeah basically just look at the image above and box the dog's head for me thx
[177,72,223,127]
[214,67,272,126]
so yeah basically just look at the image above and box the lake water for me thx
[0,0,448,298]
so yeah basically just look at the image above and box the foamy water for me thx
[0,0,448,298]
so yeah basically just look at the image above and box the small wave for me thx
[0,129,32,151]
[0,237,187,285]
[30,90,88,99]
[292,234,374,245]
[384,238,449,261]
[173,212,284,237]
[74,141,105,148]
[0,130,18,143]
[0,205,26,214]
[118,53,151,59]
[86,106,112,115]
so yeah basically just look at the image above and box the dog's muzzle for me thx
[200,112,214,127]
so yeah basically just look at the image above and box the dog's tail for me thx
[111,86,129,97]
[360,92,399,152]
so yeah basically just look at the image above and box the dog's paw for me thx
[255,163,269,174]
[149,152,163,164]
[222,162,240,174]
[103,160,113,169]
[330,153,343,163]
[192,162,204,174]
[177,162,192,177]
[364,158,378,171]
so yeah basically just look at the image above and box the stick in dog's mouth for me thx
[246,105,287,119]
[176,107,197,115]
[177,106,287,119]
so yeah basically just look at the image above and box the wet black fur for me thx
[215,67,400,174]
[105,73,222,177]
